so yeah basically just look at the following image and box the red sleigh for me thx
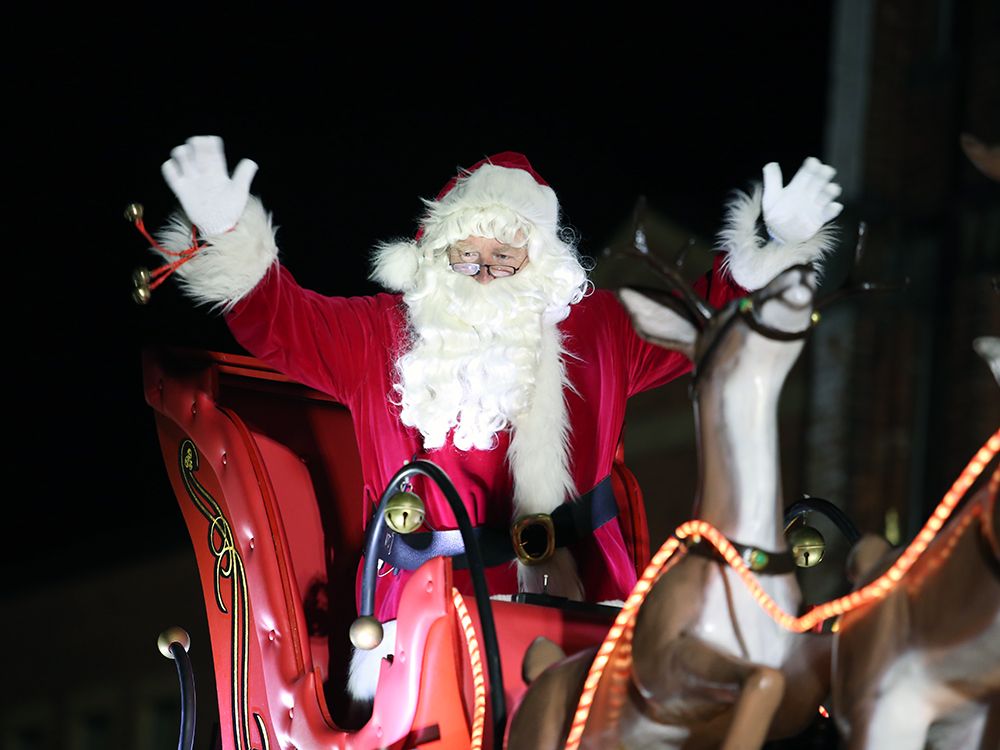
[142,346,651,749]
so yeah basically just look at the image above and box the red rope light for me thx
[564,429,999,749]
[452,589,487,750]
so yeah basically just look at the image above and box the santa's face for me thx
[392,238,545,451]
[393,225,588,452]
[448,236,529,284]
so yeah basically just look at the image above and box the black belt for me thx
[376,475,618,571]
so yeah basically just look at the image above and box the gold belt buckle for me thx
[511,513,556,565]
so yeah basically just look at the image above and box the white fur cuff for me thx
[155,196,279,312]
[718,185,837,291]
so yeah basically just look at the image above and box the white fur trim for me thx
[508,322,575,517]
[369,239,420,292]
[347,619,396,701]
[717,185,837,291]
[422,164,559,245]
[508,320,585,599]
[370,162,561,292]
[155,196,279,312]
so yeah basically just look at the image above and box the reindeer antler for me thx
[616,196,715,328]
[816,221,911,310]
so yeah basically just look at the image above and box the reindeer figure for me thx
[829,342,1000,749]
[507,255,833,749]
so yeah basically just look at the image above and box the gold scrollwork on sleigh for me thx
[179,439,271,750]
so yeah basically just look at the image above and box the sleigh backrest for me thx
[142,346,648,746]
[142,346,366,740]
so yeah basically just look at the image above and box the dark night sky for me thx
[8,7,835,592]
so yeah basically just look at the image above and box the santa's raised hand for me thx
[162,136,258,236]
[762,156,843,245]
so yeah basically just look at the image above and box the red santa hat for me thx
[370,152,560,291]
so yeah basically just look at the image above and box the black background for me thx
[8,7,836,591]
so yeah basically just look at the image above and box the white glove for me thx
[161,136,258,236]
[762,157,843,245]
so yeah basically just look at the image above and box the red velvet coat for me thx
[225,256,744,620]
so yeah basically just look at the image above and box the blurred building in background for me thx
[597,0,998,603]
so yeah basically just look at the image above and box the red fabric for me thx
[225,254,744,620]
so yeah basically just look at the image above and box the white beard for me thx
[392,248,590,601]
[394,262,550,452]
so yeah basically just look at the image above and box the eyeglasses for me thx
[450,259,526,278]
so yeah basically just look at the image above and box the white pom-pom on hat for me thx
[369,239,420,292]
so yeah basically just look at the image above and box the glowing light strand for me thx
[452,589,487,750]
[563,537,685,750]
[563,429,998,749]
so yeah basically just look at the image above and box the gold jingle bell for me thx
[350,615,384,650]
[788,524,826,568]
[132,267,152,305]
[124,202,144,223]
[384,491,425,534]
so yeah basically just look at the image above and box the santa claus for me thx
[153,136,842,699]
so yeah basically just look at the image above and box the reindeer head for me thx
[613,215,896,387]
[617,257,819,390]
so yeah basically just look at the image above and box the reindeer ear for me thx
[618,288,698,359]
[973,336,1000,387]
